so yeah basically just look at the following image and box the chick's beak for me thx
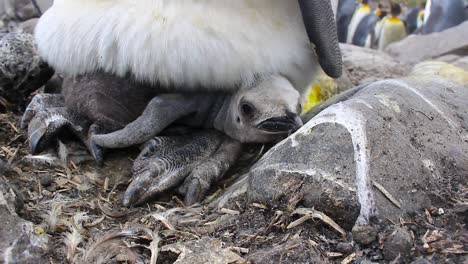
[256,111,303,133]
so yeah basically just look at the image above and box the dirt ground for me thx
[1,111,467,263]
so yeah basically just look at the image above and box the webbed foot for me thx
[123,130,242,207]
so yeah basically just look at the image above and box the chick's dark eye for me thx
[241,103,255,117]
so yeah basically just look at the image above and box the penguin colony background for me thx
[301,0,467,112]
[337,0,468,49]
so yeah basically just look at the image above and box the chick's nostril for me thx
[285,110,303,131]
[297,103,303,113]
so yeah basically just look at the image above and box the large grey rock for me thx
[247,76,468,229]
[0,32,54,111]
[0,178,49,263]
[1,0,52,21]
[1,0,52,34]
[340,43,410,86]
[386,21,468,65]
[34,0,53,14]
[451,56,468,71]
[16,18,38,34]
[433,54,468,71]
[2,0,38,20]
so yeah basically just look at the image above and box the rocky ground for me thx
[1,107,467,263]
[1,2,468,264]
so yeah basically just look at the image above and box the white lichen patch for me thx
[375,94,401,113]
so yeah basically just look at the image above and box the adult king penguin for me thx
[377,2,407,51]
[417,3,426,29]
[421,0,466,34]
[406,2,426,34]
[337,0,356,43]
[352,4,387,48]
[347,0,371,43]
[26,0,343,206]
[373,3,389,48]
[465,2,468,22]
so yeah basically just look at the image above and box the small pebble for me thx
[382,227,413,262]
[46,184,57,192]
[40,175,53,187]
[437,208,444,215]
[336,242,354,254]
[352,225,378,246]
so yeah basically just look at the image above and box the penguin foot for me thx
[22,94,72,153]
[21,94,66,130]
[21,93,92,157]
[123,130,242,207]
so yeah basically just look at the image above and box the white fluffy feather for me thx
[35,0,318,92]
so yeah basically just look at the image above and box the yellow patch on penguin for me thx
[302,85,322,113]
[360,5,371,12]
[301,72,339,114]
[387,17,403,24]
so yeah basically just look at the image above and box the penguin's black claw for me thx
[27,114,48,154]
[26,107,71,154]
[22,93,91,159]
[183,178,205,207]
[23,94,68,154]
[89,140,104,166]
[122,130,242,207]
[87,124,107,166]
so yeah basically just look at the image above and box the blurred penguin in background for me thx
[417,3,426,28]
[406,2,426,34]
[347,0,371,43]
[372,3,389,48]
[421,0,466,34]
[465,2,468,21]
[378,2,407,51]
[337,0,356,43]
[352,4,387,48]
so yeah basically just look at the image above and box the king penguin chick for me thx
[347,0,371,44]
[337,0,356,43]
[421,0,466,34]
[378,2,407,51]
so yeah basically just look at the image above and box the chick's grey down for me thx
[23,0,342,207]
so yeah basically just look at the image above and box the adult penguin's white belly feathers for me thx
[36,0,317,93]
